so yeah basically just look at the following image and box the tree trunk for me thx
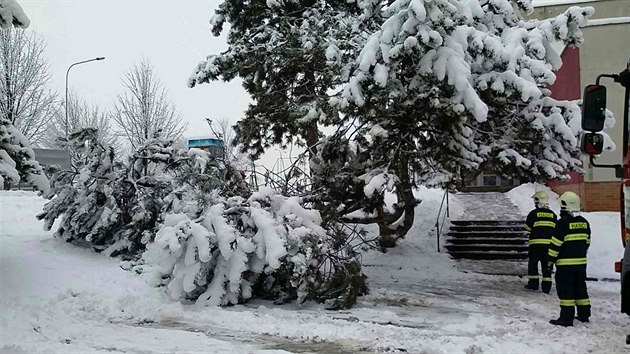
[377,147,416,249]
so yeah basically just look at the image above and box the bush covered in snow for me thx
[38,131,226,257]
[38,129,121,250]
[0,117,49,193]
[144,187,366,309]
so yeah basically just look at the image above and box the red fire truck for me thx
[581,59,630,344]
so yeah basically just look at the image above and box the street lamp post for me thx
[65,57,105,138]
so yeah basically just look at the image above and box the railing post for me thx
[436,220,440,252]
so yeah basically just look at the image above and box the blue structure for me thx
[187,137,225,158]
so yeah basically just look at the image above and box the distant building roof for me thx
[33,149,71,169]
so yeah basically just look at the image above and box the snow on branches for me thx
[38,133,226,257]
[188,0,596,248]
[0,0,29,29]
[145,187,365,309]
[341,0,594,185]
[0,117,49,193]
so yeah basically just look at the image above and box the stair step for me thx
[448,251,528,260]
[451,220,525,226]
[445,244,528,252]
[447,231,528,238]
[450,225,526,232]
[447,237,528,245]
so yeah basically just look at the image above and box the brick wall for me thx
[549,181,621,212]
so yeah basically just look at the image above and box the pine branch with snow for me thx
[0,0,29,29]
[144,187,366,308]
[0,117,49,193]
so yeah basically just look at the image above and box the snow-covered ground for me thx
[1,189,629,353]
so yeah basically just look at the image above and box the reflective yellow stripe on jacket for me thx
[564,233,589,242]
[556,258,587,266]
[548,249,559,257]
[550,237,563,247]
[533,220,556,228]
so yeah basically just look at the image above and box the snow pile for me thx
[586,212,623,279]
[507,182,561,215]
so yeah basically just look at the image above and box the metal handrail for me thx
[435,189,450,252]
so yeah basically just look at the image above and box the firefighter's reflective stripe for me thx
[524,224,532,231]
[548,249,559,257]
[533,220,556,228]
[528,275,539,279]
[529,239,551,245]
[560,299,576,306]
[550,237,563,247]
[556,258,587,266]
[564,233,589,242]
[543,277,552,282]
[576,298,591,306]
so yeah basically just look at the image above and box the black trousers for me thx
[555,266,591,323]
[527,245,552,292]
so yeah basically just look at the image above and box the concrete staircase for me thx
[446,192,528,261]
[445,220,528,260]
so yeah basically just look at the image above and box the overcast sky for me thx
[20,0,251,140]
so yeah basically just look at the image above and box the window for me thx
[482,174,497,186]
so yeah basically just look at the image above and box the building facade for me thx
[533,0,630,211]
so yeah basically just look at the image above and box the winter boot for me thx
[524,283,539,291]
[541,280,552,294]
[549,319,573,327]
[576,305,591,323]
[550,306,574,327]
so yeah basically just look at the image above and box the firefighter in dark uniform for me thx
[548,191,591,326]
[524,191,556,293]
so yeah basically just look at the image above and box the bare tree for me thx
[111,60,185,150]
[0,27,57,145]
[206,117,237,159]
[42,91,118,150]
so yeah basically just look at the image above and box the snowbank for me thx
[585,212,623,279]
[507,182,560,215]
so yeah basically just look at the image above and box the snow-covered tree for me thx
[38,134,227,257]
[145,187,366,309]
[318,0,593,246]
[189,1,371,159]
[191,0,595,248]
[0,3,48,192]
[0,0,29,29]
[42,92,118,151]
[112,60,186,150]
[37,129,121,249]
[0,115,48,191]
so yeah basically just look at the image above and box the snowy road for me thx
[1,190,629,353]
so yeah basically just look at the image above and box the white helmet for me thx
[559,191,581,212]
